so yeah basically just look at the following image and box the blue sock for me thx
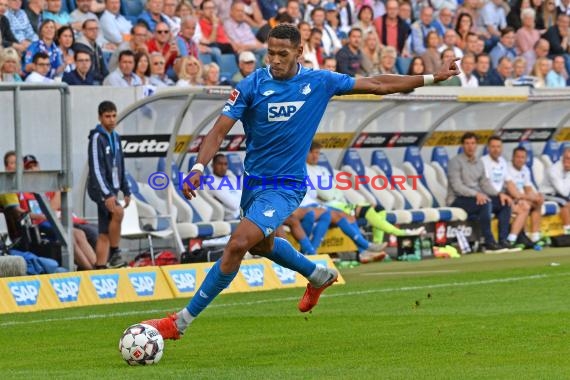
[310,209,331,249]
[265,237,316,278]
[299,236,316,255]
[186,260,237,317]
[337,217,369,250]
[300,210,315,237]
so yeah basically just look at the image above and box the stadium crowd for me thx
[0,0,570,87]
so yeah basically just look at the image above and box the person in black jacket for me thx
[0,10,18,50]
[87,101,131,269]
[541,14,570,74]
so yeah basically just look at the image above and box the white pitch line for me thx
[1,272,568,327]
[361,270,459,276]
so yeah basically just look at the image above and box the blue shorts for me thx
[240,178,306,237]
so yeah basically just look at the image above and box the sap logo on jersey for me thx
[128,272,156,296]
[50,277,81,303]
[9,280,41,306]
[272,263,296,284]
[90,274,119,299]
[240,264,265,287]
[170,269,197,293]
[268,101,305,122]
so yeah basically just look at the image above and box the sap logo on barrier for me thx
[90,274,119,299]
[272,263,296,285]
[8,280,41,306]
[128,272,156,296]
[240,264,265,287]
[50,277,81,303]
[170,269,197,293]
[268,101,304,122]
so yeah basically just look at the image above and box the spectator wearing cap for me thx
[324,2,348,44]
[62,49,95,85]
[232,50,256,83]
[336,27,364,77]
[373,0,410,56]
[25,52,55,83]
[489,27,517,69]
[224,1,266,63]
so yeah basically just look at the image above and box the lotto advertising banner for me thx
[162,255,344,298]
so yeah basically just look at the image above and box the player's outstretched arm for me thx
[350,58,461,95]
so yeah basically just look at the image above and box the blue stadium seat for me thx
[542,139,560,164]
[396,57,412,75]
[559,141,570,157]
[218,54,239,81]
[121,0,145,24]
[457,146,464,154]
[125,173,170,230]
[317,152,334,176]
[403,146,439,207]
[431,146,449,175]
[226,153,244,176]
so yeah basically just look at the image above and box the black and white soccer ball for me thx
[119,323,164,365]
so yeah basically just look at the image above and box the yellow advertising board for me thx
[313,133,355,149]
[423,130,496,147]
[287,227,357,255]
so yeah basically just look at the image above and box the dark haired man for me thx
[142,23,460,341]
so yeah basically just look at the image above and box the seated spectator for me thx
[515,8,540,55]
[447,132,511,252]
[512,56,528,79]
[56,25,75,74]
[438,29,464,59]
[459,53,479,87]
[137,0,168,32]
[407,56,426,75]
[311,6,342,57]
[134,51,151,85]
[530,56,551,87]
[24,0,43,35]
[256,11,293,44]
[335,27,364,77]
[70,0,98,34]
[0,47,23,81]
[479,0,507,49]
[353,5,380,44]
[43,0,71,29]
[24,20,64,78]
[259,0,282,21]
[199,0,234,54]
[474,52,492,85]
[176,55,202,86]
[321,56,337,71]
[232,50,255,83]
[488,56,513,85]
[378,45,397,74]
[373,0,411,56]
[302,27,322,70]
[542,148,570,234]
[505,56,536,86]
[201,61,220,86]
[542,14,570,74]
[62,49,94,85]
[5,0,38,54]
[99,0,132,46]
[522,38,550,74]
[508,147,545,244]
[398,0,412,26]
[462,32,480,55]
[361,30,381,76]
[546,55,567,87]
[489,27,517,68]
[0,0,20,51]
[108,23,149,72]
[224,0,266,64]
[74,19,108,84]
[422,30,442,74]
[176,16,199,59]
[242,0,266,29]
[543,0,558,29]
[25,51,55,82]
[409,6,436,56]
[175,1,194,21]
[433,6,455,37]
[148,52,174,86]
[162,0,180,36]
[103,49,142,86]
[147,22,179,71]
[436,48,462,86]
[325,2,347,45]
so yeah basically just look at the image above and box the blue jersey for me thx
[222,65,355,181]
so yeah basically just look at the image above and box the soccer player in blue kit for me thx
[142,24,460,340]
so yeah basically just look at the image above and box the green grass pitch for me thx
[2,248,570,379]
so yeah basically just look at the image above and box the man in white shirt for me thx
[25,52,55,83]
[459,53,479,87]
[481,136,529,248]
[99,0,133,46]
[209,153,241,221]
[103,50,142,87]
[542,147,570,234]
[507,147,544,243]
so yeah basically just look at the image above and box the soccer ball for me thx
[119,324,164,365]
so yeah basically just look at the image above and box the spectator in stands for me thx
[74,19,108,84]
[354,5,379,43]
[224,1,267,64]
[398,0,412,25]
[506,0,527,30]
[242,0,266,29]
[56,25,75,74]
[138,0,167,32]
[256,11,293,44]
[479,0,508,49]
[523,38,550,74]
[43,0,71,29]
[176,16,199,59]
[258,0,283,21]
[99,0,132,46]
[134,51,151,85]
[447,132,511,253]
[5,0,38,54]
[436,48,462,86]
[62,49,94,85]
[508,147,545,244]
[515,8,540,55]
[409,6,436,56]
[199,0,234,54]
[162,0,181,36]
[0,0,20,51]
[304,0,323,23]
[378,45,397,74]
[505,56,535,86]
[303,27,322,69]
[311,6,342,57]
[433,6,454,37]
[482,136,531,249]
[456,14,475,51]
[176,1,194,20]
[546,55,567,87]
[24,0,43,35]
[543,0,558,29]
[530,56,551,87]
[87,101,131,269]
[422,30,442,74]
[373,0,410,56]
[542,14,570,74]
[202,61,220,86]
[321,56,337,71]
[298,20,310,46]
[474,52,492,85]
[70,0,98,36]
[0,46,23,81]
[439,29,464,59]
[208,153,240,220]
[490,27,517,68]
[176,55,202,86]
[542,148,570,234]
[232,50,255,83]
[336,27,363,76]
[361,30,381,76]
[25,51,55,82]
[103,49,142,86]
[24,20,64,78]
[488,56,513,85]
[108,23,149,72]
[325,2,348,45]
[459,53,479,87]
[463,32,480,55]
[407,56,426,75]
[558,0,570,16]
[147,22,179,71]
[149,52,174,86]
[455,0,481,29]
